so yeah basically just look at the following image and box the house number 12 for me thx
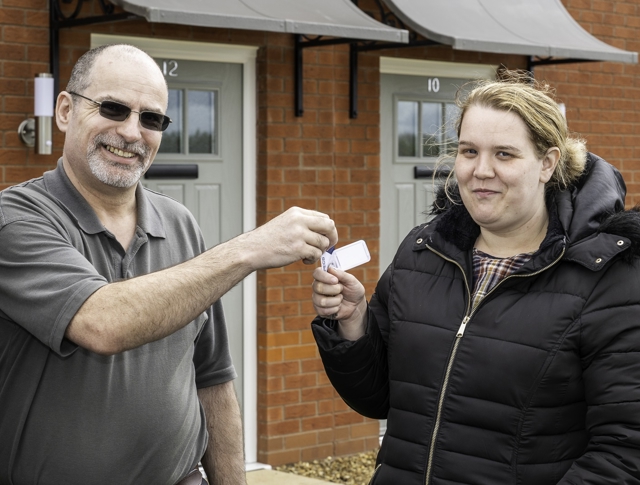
[162,60,178,77]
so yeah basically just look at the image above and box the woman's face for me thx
[455,105,558,237]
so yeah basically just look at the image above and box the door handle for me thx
[144,164,199,179]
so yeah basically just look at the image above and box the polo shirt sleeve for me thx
[0,216,107,357]
[193,299,237,388]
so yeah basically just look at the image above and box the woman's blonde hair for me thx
[446,70,586,192]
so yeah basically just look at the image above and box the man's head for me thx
[56,44,168,190]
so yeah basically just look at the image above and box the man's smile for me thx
[105,144,136,159]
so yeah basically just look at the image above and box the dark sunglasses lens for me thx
[99,101,131,122]
[140,112,171,132]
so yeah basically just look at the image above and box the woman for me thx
[311,73,640,485]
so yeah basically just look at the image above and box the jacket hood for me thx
[430,153,640,262]
[556,152,626,242]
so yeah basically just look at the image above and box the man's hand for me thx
[243,207,338,271]
[311,266,367,341]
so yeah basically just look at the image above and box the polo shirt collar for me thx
[43,158,166,238]
[136,182,166,238]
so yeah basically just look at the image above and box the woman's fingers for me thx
[311,266,365,321]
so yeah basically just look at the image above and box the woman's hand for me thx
[311,266,367,341]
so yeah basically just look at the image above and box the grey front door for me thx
[145,59,245,409]
[380,73,468,273]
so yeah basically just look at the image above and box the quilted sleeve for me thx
[311,267,393,420]
[558,259,640,484]
[311,308,390,419]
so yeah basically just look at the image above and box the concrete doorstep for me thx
[247,469,332,485]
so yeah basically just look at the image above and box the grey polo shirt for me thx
[0,160,236,485]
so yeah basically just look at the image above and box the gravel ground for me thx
[275,450,378,485]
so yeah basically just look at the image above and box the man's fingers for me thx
[302,246,323,265]
[249,206,338,269]
[320,223,338,250]
[296,210,337,250]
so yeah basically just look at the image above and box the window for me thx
[396,100,460,159]
[158,88,218,156]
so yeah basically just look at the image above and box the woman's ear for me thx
[540,147,560,184]
[55,91,73,133]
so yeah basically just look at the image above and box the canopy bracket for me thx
[295,0,437,119]
[528,56,599,73]
[50,0,140,96]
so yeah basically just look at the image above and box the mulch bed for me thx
[275,450,378,485]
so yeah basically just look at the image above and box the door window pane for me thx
[421,102,442,158]
[188,90,217,154]
[397,101,418,157]
[158,89,182,154]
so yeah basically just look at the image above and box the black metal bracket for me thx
[527,56,598,75]
[50,0,140,97]
[295,0,441,119]
[295,35,358,117]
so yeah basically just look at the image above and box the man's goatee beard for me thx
[87,134,151,188]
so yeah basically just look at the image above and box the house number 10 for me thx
[428,78,440,92]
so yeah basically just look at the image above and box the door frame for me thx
[91,34,260,465]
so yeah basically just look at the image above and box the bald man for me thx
[0,44,337,485]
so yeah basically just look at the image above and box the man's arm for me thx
[197,382,246,485]
[66,207,337,355]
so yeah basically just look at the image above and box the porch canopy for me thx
[109,0,409,43]
[382,0,638,63]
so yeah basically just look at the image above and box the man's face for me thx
[61,49,168,191]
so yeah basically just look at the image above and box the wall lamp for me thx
[19,73,54,154]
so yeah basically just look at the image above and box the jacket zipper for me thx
[423,244,565,485]
[368,463,382,484]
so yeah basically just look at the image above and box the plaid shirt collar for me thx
[471,248,533,311]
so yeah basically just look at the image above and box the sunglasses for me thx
[68,91,172,132]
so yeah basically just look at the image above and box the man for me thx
[0,44,337,485]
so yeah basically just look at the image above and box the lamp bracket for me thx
[19,118,36,148]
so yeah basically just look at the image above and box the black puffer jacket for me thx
[313,154,640,485]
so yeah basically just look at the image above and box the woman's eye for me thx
[497,151,512,158]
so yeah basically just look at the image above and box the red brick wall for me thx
[0,0,59,190]
[256,38,382,464]
[537,0,640,206]
[1,0,639,468]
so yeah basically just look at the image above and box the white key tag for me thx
[321,240,371,272]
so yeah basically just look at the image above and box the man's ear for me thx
[540,147,560,184]
[55,91,73,133]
